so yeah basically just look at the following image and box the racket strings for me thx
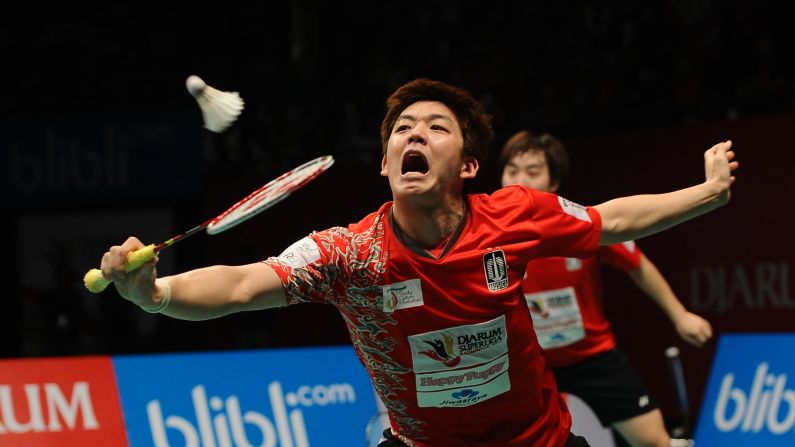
[243,168,323,210]
[207,155,334,234]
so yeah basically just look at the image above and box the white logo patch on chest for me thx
[408,315,511,408]
[382,278,424,313]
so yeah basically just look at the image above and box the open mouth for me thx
[401,152,429,175]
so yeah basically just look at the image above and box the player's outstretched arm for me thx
[626,254,713,347]
[595,141,738,245]
[100,236,286,321]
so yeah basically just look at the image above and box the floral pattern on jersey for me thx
[264,212,426,440]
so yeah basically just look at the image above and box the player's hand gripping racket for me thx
[83,155,334,293]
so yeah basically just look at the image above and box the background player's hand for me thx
[674,311,713,347]
[100,236,158,307]
[703,140,739,206]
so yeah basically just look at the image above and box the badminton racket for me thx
[84,154,335,293]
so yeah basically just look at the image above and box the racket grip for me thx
[83,244,158,293]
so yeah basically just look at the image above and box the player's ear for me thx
[380,154,388,177]
[460,156,479,180]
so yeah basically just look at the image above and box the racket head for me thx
[206,155,334,235]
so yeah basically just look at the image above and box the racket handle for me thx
[83,244,158,293]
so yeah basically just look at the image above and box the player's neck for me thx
[391,196,466,249]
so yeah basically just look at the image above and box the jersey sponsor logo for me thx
[382,278,424,313]
[409,318,510,408]
[527,298,551,318]
[565,257,583,271]
[277,236,321,269]
[483,250,508,291]
[418,334,461,367]
[558,196,591,222]
[416,356,508,392]
[525,287,585,349]
[409,315,508,373]
[416,365,511,408]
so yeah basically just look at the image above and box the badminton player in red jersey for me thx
[499,130,713,447]
[100,79,737,447]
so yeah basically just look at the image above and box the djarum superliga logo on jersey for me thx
[694,333,795,446]
[113,347,377,447]
[409,316,511,408]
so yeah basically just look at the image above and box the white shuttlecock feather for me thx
[185,75,244,133]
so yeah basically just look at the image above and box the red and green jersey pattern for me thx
[522,241,643,368]
[264,186,602,447]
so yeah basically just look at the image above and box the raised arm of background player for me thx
[626,253,713,347]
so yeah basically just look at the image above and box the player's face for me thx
[501,150,558,193]
[381,101,477,200]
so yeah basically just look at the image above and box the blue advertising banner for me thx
[694,333,795,446]
[1,110,200,205]
[113,347,378,447]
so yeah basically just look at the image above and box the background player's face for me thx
[501,150,558,193]
[381,101,477,200]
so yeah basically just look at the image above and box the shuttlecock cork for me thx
[186,75,244,133]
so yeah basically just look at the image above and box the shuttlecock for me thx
[185,75,244,133]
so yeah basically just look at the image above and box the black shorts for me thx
[552,348,658,427]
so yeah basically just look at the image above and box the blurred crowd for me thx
[4,1,793,357]
[5,2,793,170]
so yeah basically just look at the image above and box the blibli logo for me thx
[147,381,356,446]
[714,362,795,435]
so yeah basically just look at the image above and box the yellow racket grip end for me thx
[84,269,110,293]
[83,244,158,293]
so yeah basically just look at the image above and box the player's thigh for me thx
[612,409,669,447]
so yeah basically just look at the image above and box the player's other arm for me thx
[595,141,738,245]
[626,254,713,347]
[101,236,286,321]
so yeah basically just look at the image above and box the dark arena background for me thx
[3,2,794,446]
